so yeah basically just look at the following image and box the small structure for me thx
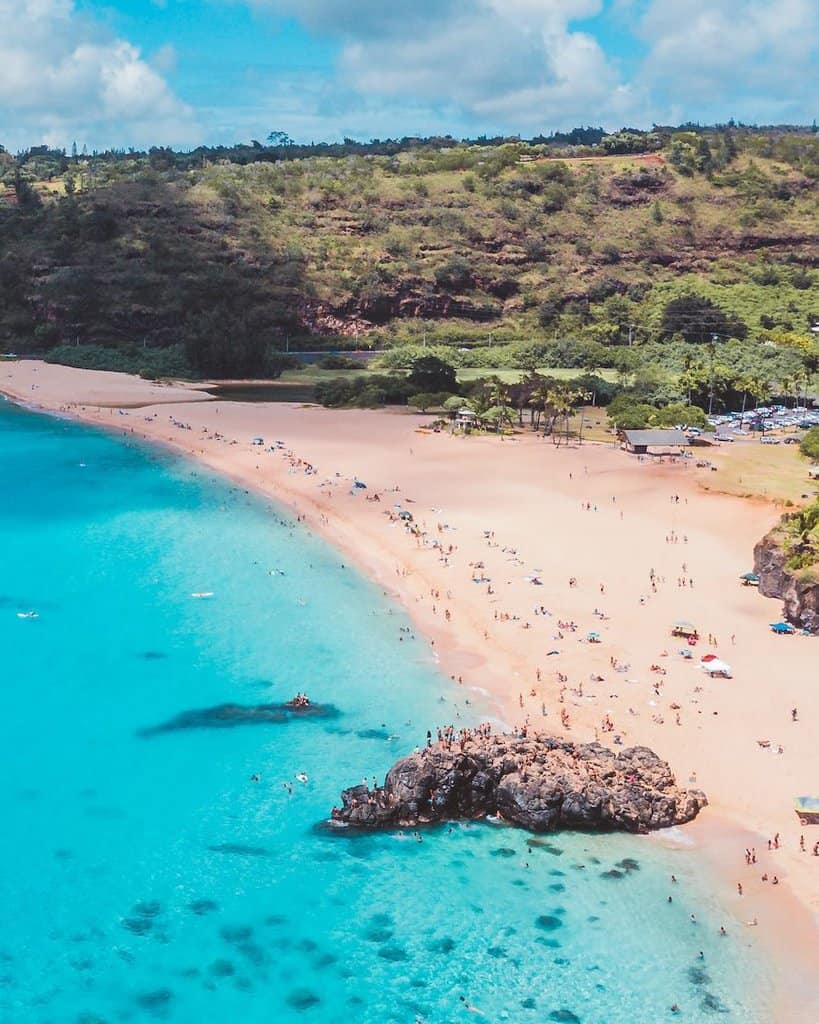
[739,572,760,587]
[809,466,819,480]
[252,436,264,446]
[454,408,478,432]
[700,655,732,678]
[621,429,690,455]
[671,620,699,640]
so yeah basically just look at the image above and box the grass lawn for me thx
[694,439,818,506]
[279,367,372,385]
[456,367,619,384]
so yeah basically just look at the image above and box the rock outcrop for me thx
[331,734,706,835]
[754,528,819,633]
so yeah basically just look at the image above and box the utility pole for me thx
[708,333,718,416]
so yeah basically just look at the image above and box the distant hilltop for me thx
[1,125,817,386]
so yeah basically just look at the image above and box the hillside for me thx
[1,128,818,380]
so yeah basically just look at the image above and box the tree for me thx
[800,427,819,462]
[611,348,639,386]
[653,403,707,429]
[408,392,452,413]
[481,377,513,433]
[267,131,294,147]
[407,355,457,394]
[546,384,584,446]
[608,393,655,430]
[661,294,747,345]
[735,374,770,426]
[13,170,41,209]
[527,375,553,433]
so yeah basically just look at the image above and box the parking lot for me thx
[706,404,819,444]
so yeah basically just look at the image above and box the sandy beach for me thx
[4,360,818,1015]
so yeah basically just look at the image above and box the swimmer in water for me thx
[459,996,486,1017]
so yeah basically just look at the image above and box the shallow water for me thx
[0,399,774,1023]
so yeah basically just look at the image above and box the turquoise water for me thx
[0,399,774,1023]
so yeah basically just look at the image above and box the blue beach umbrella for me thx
[770,622,794,634]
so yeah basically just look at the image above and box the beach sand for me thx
[3,360,818,1017]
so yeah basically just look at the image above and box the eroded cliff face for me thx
[754,528,819,633]
[330,735,707,835]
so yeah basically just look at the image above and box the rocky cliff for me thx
[754,527,819,633]
[330,734,706,834]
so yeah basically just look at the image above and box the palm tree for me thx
[546,385,584,446]
[483,376,512,434]
[575,389,593,445]
[528,375,553,433]
[780,373,797,411]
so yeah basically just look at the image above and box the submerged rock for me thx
[138,700,339,737]
[329,734,706,834]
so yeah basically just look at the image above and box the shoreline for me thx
[3,361,818,1019]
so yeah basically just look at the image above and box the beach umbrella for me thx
[672,620,697,635]
[739,572,759,581]
[700,653,717,663]
[770,622,794,634]
[587,631,601,641]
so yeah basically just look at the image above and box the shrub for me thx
[800,426,819,461]
[408,391,455,412]
[45,343,193,378]
[314,373,414,408]
[317,354,363,370]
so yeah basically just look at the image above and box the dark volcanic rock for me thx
[330,735,706,834]
[138,700,339,737]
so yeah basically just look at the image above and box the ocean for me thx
[0,398,774,1023]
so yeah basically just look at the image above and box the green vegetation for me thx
[780,499,819,571]
[1,124,817,393]
[800,427,819,461]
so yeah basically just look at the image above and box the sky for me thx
[0,0,816,152]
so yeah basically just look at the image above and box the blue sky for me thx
[1,1,816,150]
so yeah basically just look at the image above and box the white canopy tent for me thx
[700,658,733,678]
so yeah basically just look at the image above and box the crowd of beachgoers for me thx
[2,361,817,1018]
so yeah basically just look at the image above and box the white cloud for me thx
[0,0,200,150]
[249,0,639,135]
[635,0,819,122]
